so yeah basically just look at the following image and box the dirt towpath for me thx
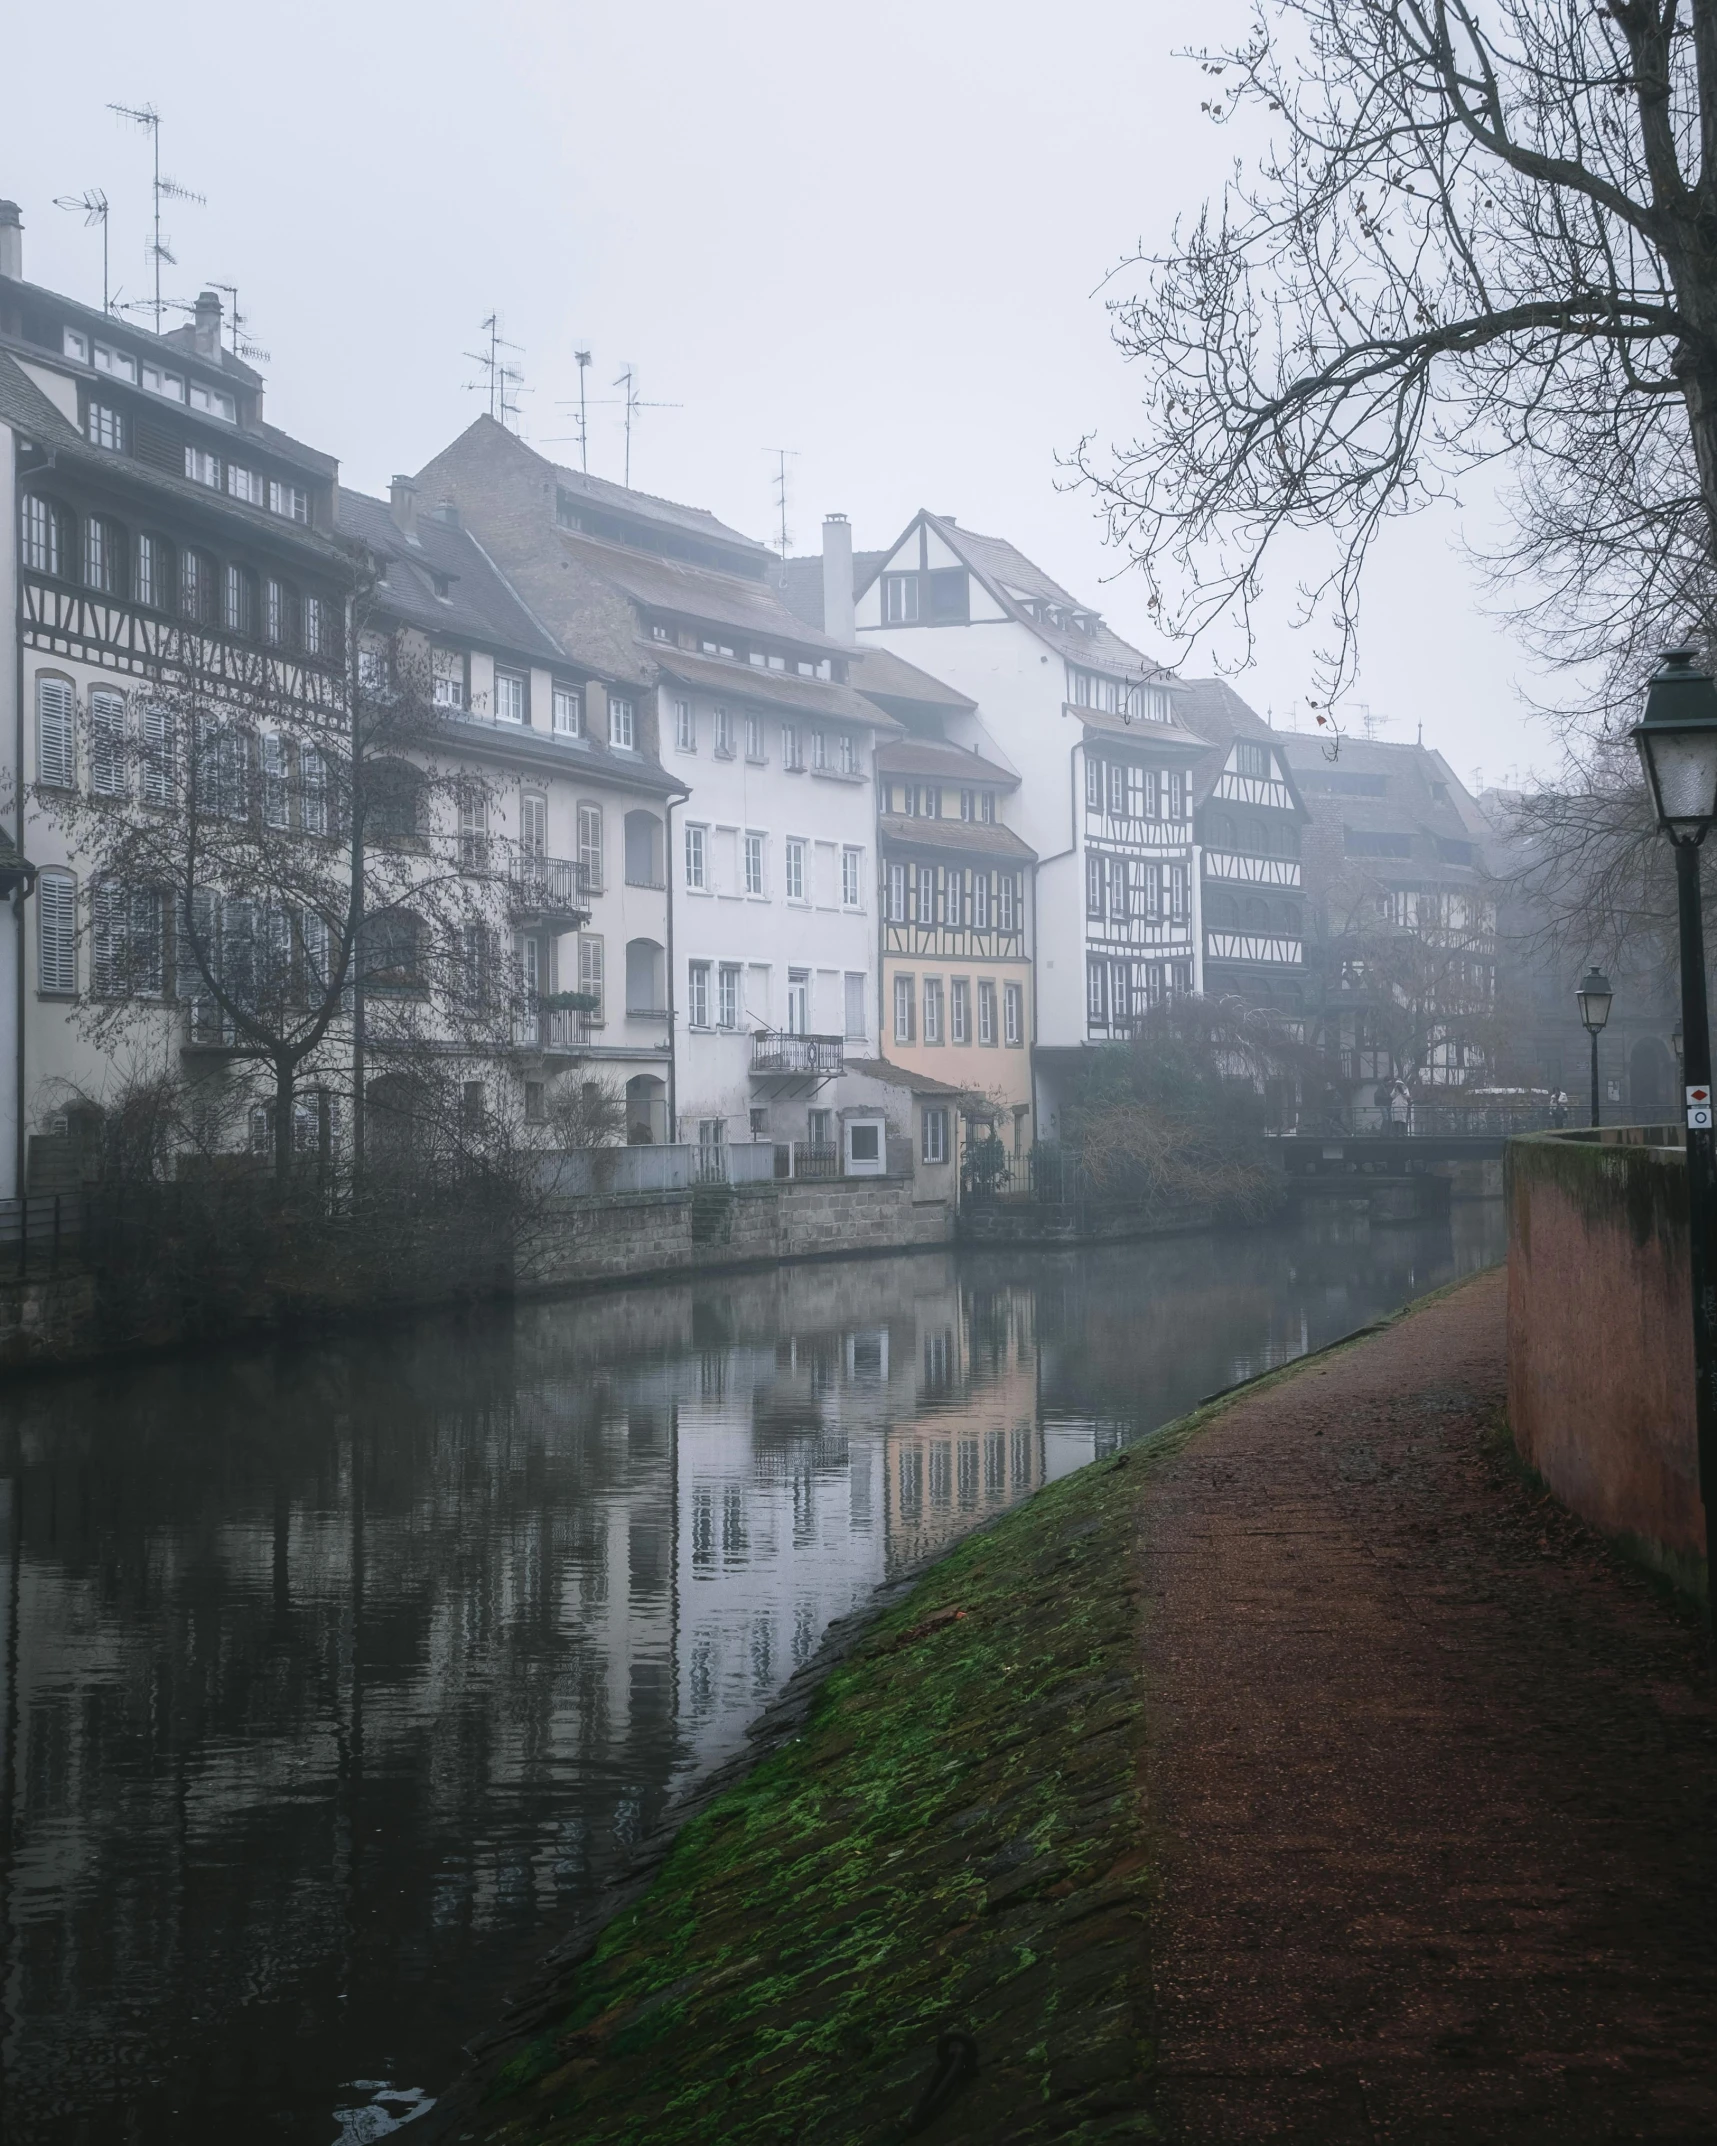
[1141,1266,1717,2142]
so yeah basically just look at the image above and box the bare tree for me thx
[1083,0,1717,723]
[32,590,524,1186]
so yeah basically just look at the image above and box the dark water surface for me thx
[0,1205,1505,2143]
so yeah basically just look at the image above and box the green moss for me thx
[455,1297,1470,2146]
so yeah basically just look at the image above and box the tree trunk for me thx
[274,1055,296,1191]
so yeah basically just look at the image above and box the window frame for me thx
[784,837,806,903]
[608,694,635,749]
[921,1106,949,1165]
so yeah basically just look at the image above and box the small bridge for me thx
[1267,1132,1509,1177]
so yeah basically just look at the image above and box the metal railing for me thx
[751,1031,844,1077]
[774,1142,843,1180]
[509,855,593,917]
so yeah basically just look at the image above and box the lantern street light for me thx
[1576,967,1613,1128]
[1631,647,1717,1621]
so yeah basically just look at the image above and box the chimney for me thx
[193,288,222,360]
[0,202,21,283]
[822,513,855,645]
[389,474,419,539]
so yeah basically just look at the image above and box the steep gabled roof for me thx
[865,512,1166,679]
[337,488,563,664]
[771,549,891,631]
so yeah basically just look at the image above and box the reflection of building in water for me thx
[883,1277,1049,1572]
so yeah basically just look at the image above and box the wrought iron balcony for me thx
[508,855,593,925]
[751,1030,844,1078]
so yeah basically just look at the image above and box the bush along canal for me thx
[437,1265,1717,2146]
[437,1422,1175,2146]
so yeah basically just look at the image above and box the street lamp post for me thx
[1632,648,1717,1620]
[1576,966,1613,1130]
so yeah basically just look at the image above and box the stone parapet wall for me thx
[519,1175,950,1292]
[1506,1130,1704,1595]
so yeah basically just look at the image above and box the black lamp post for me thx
[1576,966,1613,1129]
[1632,647,1717,1618]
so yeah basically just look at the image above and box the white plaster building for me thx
[412,429,900,1155]
[852,512,1207,1140]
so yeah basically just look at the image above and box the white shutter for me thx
[579,935,603,1022]
[91,879,124,995]
[90,689,127,797]
[36,677,74,790]
[37,872,77,995]
[140,703,174,806]
[301,909,331,1002]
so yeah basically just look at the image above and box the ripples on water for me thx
[0,1206,1504,2142]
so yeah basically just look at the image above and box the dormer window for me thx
[651,623,671,641]
[189,380,237,423]
[430,573,450,600]
[62,328,90,364]
[141,361,186,404]
[268,480,308,524]
[92,341,138,385]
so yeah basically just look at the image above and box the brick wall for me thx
[1506,1130,1703,1596]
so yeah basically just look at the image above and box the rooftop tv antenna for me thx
[108,103,204,333]
[53,189,111,314]
[766,447,798,559]
[573,349,591,470]
[210,282,270,364]
[465,313,525,430]
[613,365,680,490]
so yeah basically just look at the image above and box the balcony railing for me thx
[509,855,593,920]
[751,1030,845,1077]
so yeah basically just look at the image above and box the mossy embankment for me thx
[439,1416,1222,2146]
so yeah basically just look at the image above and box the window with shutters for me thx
[37,676,75,789]
[894,973,916,1044]
[90,689,126,797]
[139,703,174,807]
[922,976,944,1044]
[93,881,164,998]
[520,791,547,859]
[950,976,970,1044]
[300,747,327,835]
[262,733,289,829]
[1085,756,1102,811]
[37,870,77,995]
[459,785,490,871]
[578,802,604,890]
[579,934,604,1023]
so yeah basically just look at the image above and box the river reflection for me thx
[0,1204,1504,2143]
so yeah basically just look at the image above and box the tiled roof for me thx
[560,533,849,653]
[876,737,1015,783]
[542,459,769,556]
[902,514,1165,677]
[877,813,1036,863]
[845,1056,973,1099]
[338,489,562,664]
[1280,733,1488,881]
[850,645,976,714]
[0,351,348,569]
[651,646,899,730]
[771,549,891,631]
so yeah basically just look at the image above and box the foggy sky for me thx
[9,0,1563,788]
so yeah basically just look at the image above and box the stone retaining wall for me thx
[514,1174,952,1293]
[1506,1128,1704,1595]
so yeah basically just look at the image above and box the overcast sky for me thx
[9,0,1567,791]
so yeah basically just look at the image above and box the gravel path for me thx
[1140,1266,1717,2142]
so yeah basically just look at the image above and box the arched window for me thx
[1243,818,1269,854]
[625,938,665,1015]
[37,869,77,995]
[84,515,124,595]
[624,810,664,887]
[1243,896,1271,930]
[1206,891,1239,930]
[180,549,215,624]
[134,533,171,610]
[223,563,255,636]
[36,674,75,789]
[1207,812,1236,850]
[368,760,422,840]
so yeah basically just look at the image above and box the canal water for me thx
[0,1204,1505,2144]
